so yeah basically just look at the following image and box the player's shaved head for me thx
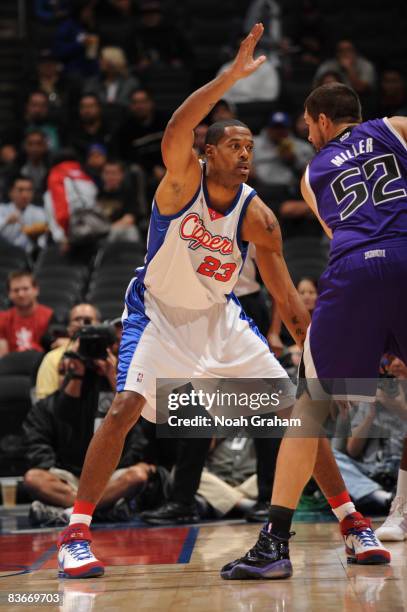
[205,119,250,145]
[305,83,362,124]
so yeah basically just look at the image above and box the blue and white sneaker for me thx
[340,513,391,565]
[375,496,407,541]
[220,527,293,580]
[57,524,105,579]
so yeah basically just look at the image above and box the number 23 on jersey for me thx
[197,256,237,282]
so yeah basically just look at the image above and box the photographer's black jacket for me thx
[23,374,147,476]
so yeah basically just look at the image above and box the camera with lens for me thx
[70,324,117,362]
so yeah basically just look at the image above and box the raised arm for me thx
[301,169,333,239]
[156,23,266,216]
[241,197,311,347]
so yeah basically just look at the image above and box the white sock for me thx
[69,513,92,527]
[396,468,407,499]
[63,506,73,519]
[332,501,356,521]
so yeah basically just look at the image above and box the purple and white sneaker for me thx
[220,527,293,580]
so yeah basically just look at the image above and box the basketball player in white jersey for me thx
[57,23,362,579]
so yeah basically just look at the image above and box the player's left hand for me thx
[229,23,267,81]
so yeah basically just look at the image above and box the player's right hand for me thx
[229,23,267,81]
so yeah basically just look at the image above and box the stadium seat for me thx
[0,375,32,476]
[35,245,90,277]
[0,350,43,380]
[93,300,124,321]
[94,241,145,268]
[0,241,30,271]
[284,236,329,260]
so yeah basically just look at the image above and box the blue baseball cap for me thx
[268,112,291,128]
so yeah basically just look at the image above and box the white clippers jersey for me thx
[136,163,256,310]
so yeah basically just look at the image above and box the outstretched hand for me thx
[229,23,266,80]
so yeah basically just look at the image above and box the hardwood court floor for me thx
[0,521,406,611]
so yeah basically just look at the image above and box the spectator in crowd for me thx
[24,341,155,526]
[332,384,406,516]
[197,437,258,519]
[35,0,70,21]
[252,111,313,203]
[84,143,107,187]
[0,176,48,254]
[44,149,98,247]
[281,0,324,80]
[294,111,309,142]
[21,50,80,124]
[96,160,143,242]
[206,99,237,125]
[17,130,50,205]
[217,42,280,104]
[130,0,192,70]
[0,270,53,357]
[313,39,376,94]
[376,69,407,118]
[0,143,17,201]
[243,0,282,56]
[66,94,115,161]
[296,277,318,314]
[15,91,61,152]
[292,35,323,73]
[84,46,140,108]
[107,0,136,17]
[36,302,101,400]
[116,88,167,196]
[53,0,100,78]
[313,69,343,88]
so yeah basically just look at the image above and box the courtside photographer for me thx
[23,318,155,526]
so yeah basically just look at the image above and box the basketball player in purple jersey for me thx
[57,27,386,579]
[221,83,407,579]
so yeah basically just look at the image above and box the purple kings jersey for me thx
[305,118,407,263]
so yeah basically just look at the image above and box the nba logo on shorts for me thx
[137,372,143,382]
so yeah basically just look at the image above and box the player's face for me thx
[8,277,38,309]
[207,126,254,184]
[304,109,326,151]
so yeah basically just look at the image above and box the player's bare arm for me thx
[300,171,333,239]
[388,116,407,144]
[156,23,266,216]
[241,196,311,347]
